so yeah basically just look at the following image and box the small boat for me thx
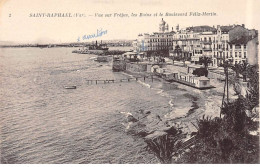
[64,86,77,89]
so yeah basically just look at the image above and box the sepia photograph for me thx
[0,0,259,164]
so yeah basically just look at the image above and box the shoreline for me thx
[120,69,203,132]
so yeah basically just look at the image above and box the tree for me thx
[199,56,212,69]
[239,61,249,82]
[173,45,182,58]
[150,51,157,62]
[244,64,259,110]
[231,63,241,78]
[192,68,208,77]
[169,56,175,64]
[177,63,259,164]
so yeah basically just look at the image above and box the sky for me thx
[0,0,259,44]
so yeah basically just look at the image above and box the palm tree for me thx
[220,60,233,117]
[239,61,249,82]
[173,45,182,60]
[151,52,157,62]
[231,63,241,78]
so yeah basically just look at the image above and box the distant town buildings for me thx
[133,19,259,67]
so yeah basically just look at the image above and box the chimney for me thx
[172,27,173,31]
[242,24,245,28]
[176,24,179,31]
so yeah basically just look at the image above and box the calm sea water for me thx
[0,47,196,164]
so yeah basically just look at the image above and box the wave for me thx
[154,88,170,98]
[168,99,174,108]
[137,80,151,88]
[120,111,133,116]
[121,73,134,78]
[121,122,133,130]
[89,56,97,60]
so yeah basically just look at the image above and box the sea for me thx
[0,47,209,164]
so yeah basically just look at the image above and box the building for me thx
[133,18,175,53]
[194,76,210,88]
[228,25,258,65]
[170,24,258,67]
[135,21,258,67]
[211,25,234,66]
[171,25,216,64]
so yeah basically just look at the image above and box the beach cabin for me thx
[147,64,153,73]
[123,52,145,61]
[187,64,204,74]
[162,72,175,81]
[151,65,160,73]
[157,68,167,74]
[137,52,145,60]
[172,72,179,79]
[185,74,195,83]
[179,75,186,81]
[123,52,136,59]
[194,76,210,88]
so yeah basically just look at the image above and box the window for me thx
[239,52,241,58]
[235,52,237,57]
[244,52,246,58]
[203,81,207,86]
[235,45,241,49]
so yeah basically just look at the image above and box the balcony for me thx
[201,41,212,45]
[202,47,212,52]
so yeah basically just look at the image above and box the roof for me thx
[123,52,138,55]
[153,32,175,35]
[198,76,210,81]
[152,65,160,68]
[188,64,204,68]
[220,25,234,32]
[186,26,216,33]
[229,35,257,45]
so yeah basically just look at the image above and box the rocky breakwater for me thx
[125,63,147,73]
[121,109,196,163]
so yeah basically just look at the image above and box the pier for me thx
[86,75,154,85]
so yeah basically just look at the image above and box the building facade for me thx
[171,25,216,63]
[169,24,258,67]
[228,25,258,65]
[134,20,258,67]
[133,18,175,53]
